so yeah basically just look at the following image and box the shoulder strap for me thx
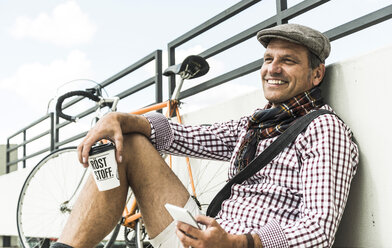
[206,109,334,217]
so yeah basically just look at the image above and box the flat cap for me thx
[257,23,330,62]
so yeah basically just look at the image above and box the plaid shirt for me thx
[146,104,359,248]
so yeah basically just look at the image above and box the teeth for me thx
[268,80,286,85]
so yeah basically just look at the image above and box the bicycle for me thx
[16,55,228,248]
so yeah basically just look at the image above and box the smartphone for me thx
[164,203,201,229]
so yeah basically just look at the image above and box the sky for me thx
[1,0,392,152]
[0,0,239,145]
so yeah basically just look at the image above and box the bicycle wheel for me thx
[16,147,121,248]
[170,157,229,212]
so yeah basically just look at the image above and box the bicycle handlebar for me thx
[56,55,209,122]
[56,90,100,122]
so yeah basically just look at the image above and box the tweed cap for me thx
[257,24,330,62]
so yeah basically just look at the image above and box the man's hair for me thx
[308,51,323,69]
[307,51,326,85]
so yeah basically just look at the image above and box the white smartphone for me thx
[164,203,201,229]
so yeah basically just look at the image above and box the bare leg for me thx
[58,133,189,247]
[123,134,190,237]
[57,174,127,248]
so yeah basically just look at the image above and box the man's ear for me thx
[312,64,325,86]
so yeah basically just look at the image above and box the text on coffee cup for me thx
[90,157,114,181]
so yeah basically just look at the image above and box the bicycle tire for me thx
[16,147,121,248]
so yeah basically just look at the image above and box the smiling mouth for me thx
[267,79,286,85]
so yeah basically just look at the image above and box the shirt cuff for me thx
[144,112,173,151]
[254,219,289,248]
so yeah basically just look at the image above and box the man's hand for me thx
[77,112,151,168]
[176,215,246,248]
[78,112,124,167]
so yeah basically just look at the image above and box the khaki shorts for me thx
[149,197,202,248]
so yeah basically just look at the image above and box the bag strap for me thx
[206,109,334,217]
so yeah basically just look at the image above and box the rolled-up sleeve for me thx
[256,219,289,248]
[145,112,174,151]
[145,112,249,161]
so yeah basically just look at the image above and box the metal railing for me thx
[6,113,54,172]
[167,0,392,100]
[6,0,392,173]
[6,50,162,172]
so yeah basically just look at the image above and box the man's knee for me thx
[122,133,157,158]
[121,133,162,171]
[123,133,152,149]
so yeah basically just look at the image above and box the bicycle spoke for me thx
[185,158,228,212]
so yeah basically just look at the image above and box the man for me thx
[51,24,359,248]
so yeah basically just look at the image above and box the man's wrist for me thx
[228,233,262,248]
[227,233,246,248]
[241,233,263,248]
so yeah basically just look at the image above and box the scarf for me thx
[234,87,324,171]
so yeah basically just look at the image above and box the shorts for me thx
[149,197,202,248]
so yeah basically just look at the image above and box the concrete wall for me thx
[0,145,17,176]
[0,167,31,236]
[322,45,392,248]
[0,145,6,176]
[0,44,391,247]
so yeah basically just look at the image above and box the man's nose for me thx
[268,60,282,74]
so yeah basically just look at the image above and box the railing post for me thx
[155,50,163,112]
[276,0,288,25]
[6,138,10,174]
[23,130,26,168]
[54,113,60,150]
[50,112,55,152]
[168,46,176,98]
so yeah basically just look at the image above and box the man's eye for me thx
[285,58,296,64]
[264,58,272,63]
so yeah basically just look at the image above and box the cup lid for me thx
[89,143,115,156]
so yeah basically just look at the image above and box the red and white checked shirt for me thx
[146,104,359,248]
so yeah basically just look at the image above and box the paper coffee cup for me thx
[88,143,120,191]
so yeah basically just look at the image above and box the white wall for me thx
[322,45,392,248]
[0,167,32,236]
[1,44,391,247]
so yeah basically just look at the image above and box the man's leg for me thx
[122,133,190,237]
[57,133,189,247]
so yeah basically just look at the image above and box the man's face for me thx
[260,39,322,106]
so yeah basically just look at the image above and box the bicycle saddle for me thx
[163,55,209,79]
